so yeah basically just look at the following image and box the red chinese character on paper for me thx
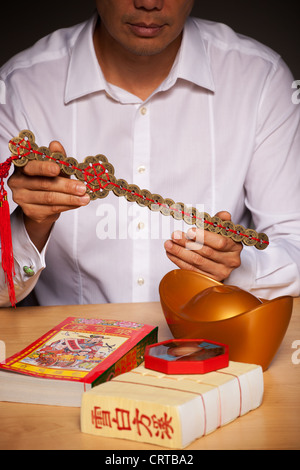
[112,408,132,431]
[91,407,112,429]
[132,408,153,437]
[151,413,174,440]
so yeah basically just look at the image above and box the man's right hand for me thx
[7,141,90,252]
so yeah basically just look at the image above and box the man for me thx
[0,0,299,307]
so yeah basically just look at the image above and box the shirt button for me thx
[137,165,146,174]
[137,222,145,230]
[140,106,147,115]
[137,278,145,286]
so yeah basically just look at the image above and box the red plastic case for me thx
[144,339,229,374]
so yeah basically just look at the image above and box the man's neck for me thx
[93,22,182,101]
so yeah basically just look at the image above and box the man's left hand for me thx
[164,211,243,282]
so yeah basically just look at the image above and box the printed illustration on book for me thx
[21,330,125,372]
[2,318,148,381]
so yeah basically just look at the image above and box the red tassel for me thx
[0,158,16,307]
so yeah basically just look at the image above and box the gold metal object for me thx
[159,269,293,370]
[8,130,269,249]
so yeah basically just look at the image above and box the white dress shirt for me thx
[0,14,299,307]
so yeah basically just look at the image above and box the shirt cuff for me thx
[224,240,300,300]
[0,207,50,306]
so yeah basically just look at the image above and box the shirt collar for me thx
[64,15,215,104]
[170,17,215,92]
[65,14,107,104]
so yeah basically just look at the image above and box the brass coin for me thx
[8,139,18,155]
[207,216,222,233]
[126,184,141,203]
[94,154,108,164]
[112,179,128,197]
[231,224,246,243]
[195,211,205,230]
[170,202,184,220]
[18,129,35,143]
[255,233,269,250]
[160,198,175,216]
[97,188,110,199]
[89,161,114,187]
[89,170,107,188]
[87,186,109,200]
[51,152,66,170]
[84,155,101,165]
[183,207,197,225]
[136,189,153,207]
[9,137,26,156]
[36,146,51,161]
[101,174,116,191]
[102,162,115,177]
[243,228,258,246]
[12,155,28,167]
[26,142,39,160]
[75,162,89,181]
[220,220,235,238]
[202,213,212,231]
[149,194,164,212]
[62,157,78,175]
[85,187,97,201]
[85,166,105,188]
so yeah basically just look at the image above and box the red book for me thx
[0,317,158,406]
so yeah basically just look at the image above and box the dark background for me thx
[0,0,299,78]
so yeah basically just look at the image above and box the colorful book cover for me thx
[0,318,158,386]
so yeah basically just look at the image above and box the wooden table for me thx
[0,299,299,450]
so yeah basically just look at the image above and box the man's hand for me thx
[7,141,90,252]
[164,211,243,282]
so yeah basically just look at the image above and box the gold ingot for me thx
[159,269,293,370]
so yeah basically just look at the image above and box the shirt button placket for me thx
[132,103,151,302]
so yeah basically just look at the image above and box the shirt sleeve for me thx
[0,67,49,307]
[225,58,300,299]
